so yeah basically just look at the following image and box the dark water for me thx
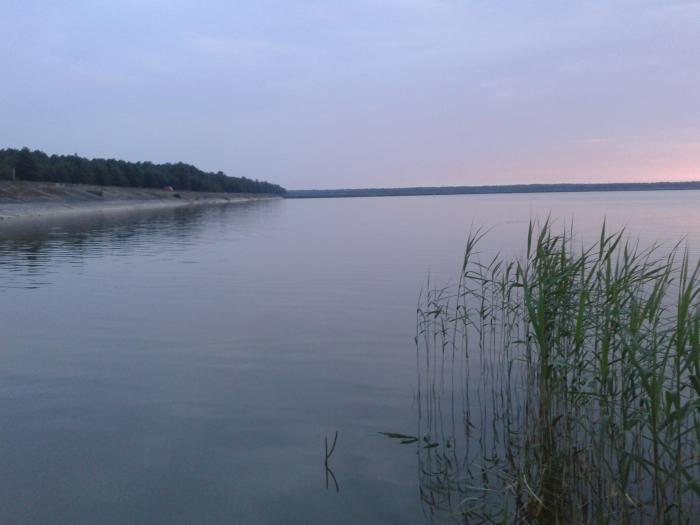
[1,192,700,524]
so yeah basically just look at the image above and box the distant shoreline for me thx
[287,181,700,199]
[0,181,280,225]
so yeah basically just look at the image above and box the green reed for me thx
[414,221,700,524]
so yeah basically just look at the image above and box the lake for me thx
[1,191,700,524]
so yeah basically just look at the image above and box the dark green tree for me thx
[0,147,286,195]
[15,148,38,180]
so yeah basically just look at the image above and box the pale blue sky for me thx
[2,1,699,189]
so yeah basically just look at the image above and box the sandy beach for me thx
[0,181,281,224]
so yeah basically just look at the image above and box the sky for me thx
[1,1,699,190]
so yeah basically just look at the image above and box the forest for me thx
[288,181,700,198]
[0,148,286,195]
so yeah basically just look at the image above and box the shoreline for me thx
[287,180,700,199]
[0,181,281,225]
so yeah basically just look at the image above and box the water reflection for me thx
[324,431,340,493]
[395,223,700,524]
[0,203,264,289]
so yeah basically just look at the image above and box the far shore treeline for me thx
[288,181,700,198]
[0,148,286,195]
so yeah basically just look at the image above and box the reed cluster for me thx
[415,221,700,524]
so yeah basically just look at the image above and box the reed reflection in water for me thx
[406,222,700,524]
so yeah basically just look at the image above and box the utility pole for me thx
[12,167,15,181]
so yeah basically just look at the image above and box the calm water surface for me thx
[1,191,700,524]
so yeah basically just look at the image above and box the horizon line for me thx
[287,180,700,198]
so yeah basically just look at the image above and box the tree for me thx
[0,147,286,194]
[15,148,38,181]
